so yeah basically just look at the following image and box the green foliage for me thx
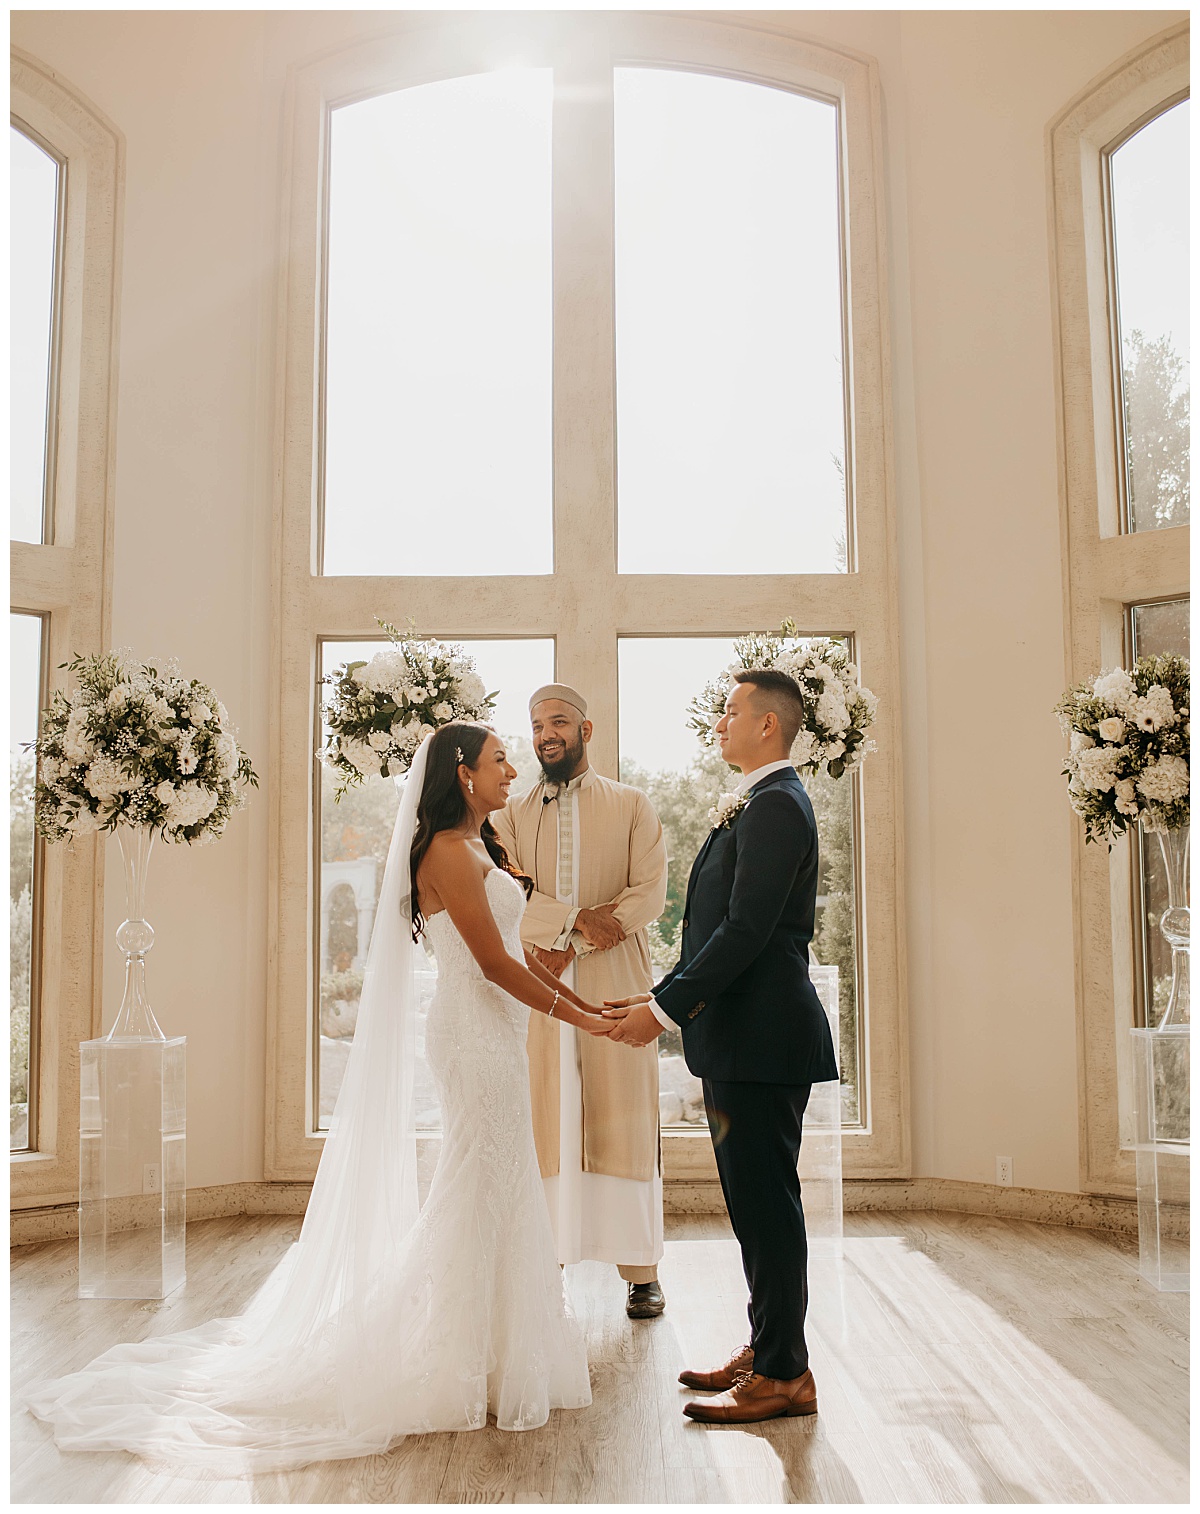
[1123,330,1190,531]
[320,968,365,1004]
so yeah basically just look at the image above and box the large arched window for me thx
[269,17,905,1188]
[9,51,119,1203]
[1050,23,1188,1194]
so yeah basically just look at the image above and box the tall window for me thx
[10,123,62,545]
[614,70,847,573]
[10,119,61,1154]
[315,638,553,1127]
[618,637,863,1127]
[1128,597,1190,1028]
[1108,99,1189,534]
[272,21,904,1183]
[1049,26,1188,1192]
[10,614,45,1151]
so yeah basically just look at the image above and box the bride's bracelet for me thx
[548,990,561,1019]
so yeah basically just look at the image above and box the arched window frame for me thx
[1049,22,1189,1195]
[10,49,120,1204]
[267,15,908,1188]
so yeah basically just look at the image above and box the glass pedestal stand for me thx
[78,829,187,1300]
[1130,1026,1189,1292]
[801,964,843,1260]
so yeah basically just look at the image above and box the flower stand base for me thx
[1130,1026,1189,1292]
[79,1035,186,1300]
[801,964,843,1260]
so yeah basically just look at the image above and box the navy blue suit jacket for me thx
[654,767,839,1086]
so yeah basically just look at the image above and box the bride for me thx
[27,722,618,1471]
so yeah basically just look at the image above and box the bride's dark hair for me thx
[410,722,532,940]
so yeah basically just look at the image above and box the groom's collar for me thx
[734,758,796,796]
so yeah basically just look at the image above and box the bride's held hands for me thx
[572,1004,620,1036]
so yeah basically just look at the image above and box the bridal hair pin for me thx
[455,747,464,763]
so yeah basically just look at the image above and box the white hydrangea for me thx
[1074,745,1126,792]
[815,690,850,735]
[214,733,239,779]
[1135,756,1190,805]
[63,707,96,764]
[1070,730,1095,753]
[341,736,382,776]
[163,782,220,830]
[71,805,105,836]
[1092,668,1136,712]
[367,730,391,752]
[459,672,486,707]
[84,755,136,804]
[791,729,819,766]
[1097,716,1126,742]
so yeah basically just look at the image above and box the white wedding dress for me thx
[27,742,590,1473]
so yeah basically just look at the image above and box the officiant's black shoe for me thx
[678,1343,753,1391]
[626,1281,666,1318]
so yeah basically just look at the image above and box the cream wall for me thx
[10,8,1184,1197]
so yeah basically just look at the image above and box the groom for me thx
[604,668,838,1423]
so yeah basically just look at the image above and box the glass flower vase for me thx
[78,827,186,1300]
[1155,825,1190,1031]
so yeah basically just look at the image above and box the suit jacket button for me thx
[682,917,689,929]
[697,1000,705,1010]
[688,1007,699,1019]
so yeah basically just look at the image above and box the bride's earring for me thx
[467,778,475,794]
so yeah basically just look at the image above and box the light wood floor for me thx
[10,1210,1189,1503]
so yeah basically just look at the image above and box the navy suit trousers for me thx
[702,1078,813,1382]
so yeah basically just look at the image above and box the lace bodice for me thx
[424,868,530,1028]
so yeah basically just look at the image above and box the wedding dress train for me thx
[27,865,590,1471]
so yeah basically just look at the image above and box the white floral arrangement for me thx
[688,620,879,781]
[1055,654,1189,844]
[707,791,749,831]
[32,650,258,844]
[320,620,496,792]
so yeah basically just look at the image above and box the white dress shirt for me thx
[646,758,796,1031]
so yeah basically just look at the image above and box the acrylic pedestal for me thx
[79,1035,187,1299]
[1130,1026,1189,1292]
[801,964,843,1260]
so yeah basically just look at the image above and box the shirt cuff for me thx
[568,929,593,957]
[647,996,674,1031]
[552,906,581,951]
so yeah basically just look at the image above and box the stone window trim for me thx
[10,48,121,1207]
[1047,21,1189,1196]
[267,14,909,1186]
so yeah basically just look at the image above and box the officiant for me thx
[492,684,670,1318]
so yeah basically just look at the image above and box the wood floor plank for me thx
[10,1210,1189,1505]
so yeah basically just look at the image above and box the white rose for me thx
[155,780,177,807]
[810,663,833,683]
[351,666,369,686]
[1136,756,1190,805]
[216,701,230,724]
[1114,778,1140,817]
[106,683,132,711]
[63,708,96,764]
[367,730,391,751]
[1097,717,1126,742]
[433,702,453,722]
[341,737,382,777]
[189,702,213,725]
[827,739,846,760]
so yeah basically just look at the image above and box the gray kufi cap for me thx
[529,683,588,716]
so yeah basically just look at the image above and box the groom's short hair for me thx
[733,668,804,749]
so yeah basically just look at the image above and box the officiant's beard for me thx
[537,728,587,786]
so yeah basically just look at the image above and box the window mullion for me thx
[551,43,620,768]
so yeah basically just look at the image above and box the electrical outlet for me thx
[142,1163,161,1195]
[996,1156,1013,1187]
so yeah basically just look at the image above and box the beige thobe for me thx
[493,768,668,1268]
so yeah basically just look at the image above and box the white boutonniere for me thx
[708,791,748,831]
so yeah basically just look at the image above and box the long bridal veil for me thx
[28,737,436,1471]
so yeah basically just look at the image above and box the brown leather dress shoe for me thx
[683,1368,818,1423]
[678,1343,754,1392]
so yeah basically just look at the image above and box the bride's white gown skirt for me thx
[27,869,590,1471]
